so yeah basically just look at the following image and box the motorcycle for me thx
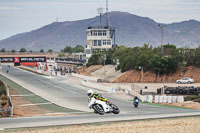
[133,98,139,108]
[88,97,120,115]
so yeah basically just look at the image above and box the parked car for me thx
[176,77,194,84]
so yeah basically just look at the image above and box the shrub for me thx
[193,98,200,103]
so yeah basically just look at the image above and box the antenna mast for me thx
[97,8,103,26]
[106,0,109,27]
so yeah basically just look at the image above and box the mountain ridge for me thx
[0,11,200,51]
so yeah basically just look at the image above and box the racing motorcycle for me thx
[133,97,139,108]
[88,97,120,115]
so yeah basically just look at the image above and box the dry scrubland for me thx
[6,117,200,133]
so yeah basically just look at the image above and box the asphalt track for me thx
[0,65,200,129]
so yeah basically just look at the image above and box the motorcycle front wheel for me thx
[92,104,105,115]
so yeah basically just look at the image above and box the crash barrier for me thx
[142,95,184,103]
[0,82,13,117]
[81,80,115,93]
[72,73,100,82]
[141,95,153,103]
[157,86,200,95]
[19,66,49,76]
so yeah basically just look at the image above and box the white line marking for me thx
[37,78,77,94]
[45,113,68,115]
[20,102,52,107]
[11,94,36,97]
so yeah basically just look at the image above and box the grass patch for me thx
[127,100,191,109]
[140,102,192,109]
[26,95,49,103]
[37,103,80,113]
[0,74,32,95]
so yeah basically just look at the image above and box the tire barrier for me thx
[157,86,200,95]
[143,95,184,103]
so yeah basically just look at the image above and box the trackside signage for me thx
[0,57,46,63]
[0,57,14,62]
[20,57,46,62]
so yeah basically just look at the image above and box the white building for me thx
[85,26,116,58]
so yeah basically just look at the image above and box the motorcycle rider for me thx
[87,89,108,103]
[133,96,139,107]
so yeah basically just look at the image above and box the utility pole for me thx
[158,24,166,56]
[106,0,109,27]
[139,66,143,83]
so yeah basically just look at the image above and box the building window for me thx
[85,49,91,54]
[103,40,107,45]
[103,31,107,36]
[107,40,111,45]
[98,31,102,36]
[93,31,98,36]
[98,40,101,46]
[93,40,97,46]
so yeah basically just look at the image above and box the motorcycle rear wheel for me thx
[134,104,138,108]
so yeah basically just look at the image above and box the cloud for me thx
[0,6,23,11]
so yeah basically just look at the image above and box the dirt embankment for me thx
[113,66,200,83]
[77,65,102,76]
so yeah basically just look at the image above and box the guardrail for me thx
[5,83,13,117]
[72,73,100,82]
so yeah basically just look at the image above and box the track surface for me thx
[0,65,200,129]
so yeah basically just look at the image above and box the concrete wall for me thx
[81,81,114,92]
[72,73,99,82]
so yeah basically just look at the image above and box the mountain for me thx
[0,11,200,51]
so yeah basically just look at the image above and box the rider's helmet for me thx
[87,90,94,97]
[134,96,138,100]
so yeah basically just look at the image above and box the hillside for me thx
[0,11,200,51]
[113,66,200,83]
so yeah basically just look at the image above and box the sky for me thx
[0,0,200,40]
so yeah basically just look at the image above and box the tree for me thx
[86,54,103,67]
[20,48,26,52]
[30,50,33,53]
[48,49,53,53]
[105,48,116,65]
[149,55,163,77]
[0,48,6,52]
[40,49,44,53]
[58,52,65,57]
[11,49,15,53]
[72,45,84,53]
[64,46,72,53]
